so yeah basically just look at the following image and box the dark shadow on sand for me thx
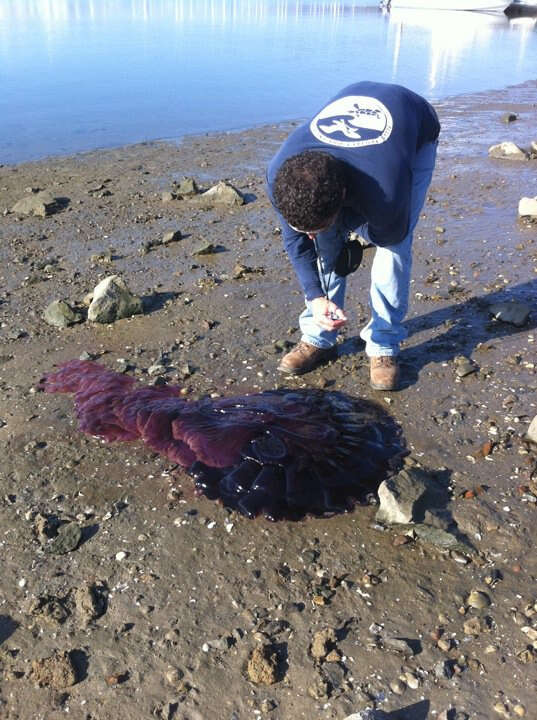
[336,279,536,388]
[386,699,431,719]
[0,615,18,645]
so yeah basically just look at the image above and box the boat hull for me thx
[504,1,537,18]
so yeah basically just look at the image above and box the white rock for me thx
[527,415,537,444]
[376,468,428,525]
[519,196,537,218]
[88,275,143,323]
[488,142,527,160]
[115,551,128,561]
[199,181,244,206]
[11,191,59,217]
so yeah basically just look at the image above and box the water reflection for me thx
[385,8,508,92]
[0,0,365,26]
[0,0,535,163]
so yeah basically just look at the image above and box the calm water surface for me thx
[1,0,536,163]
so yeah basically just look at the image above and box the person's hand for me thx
[310,296,347,331]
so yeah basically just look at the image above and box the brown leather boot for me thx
[277,341,337,376]
[370,355,400,391]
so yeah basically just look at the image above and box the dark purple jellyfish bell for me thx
[39,360,404,520]
[244,432,288,464]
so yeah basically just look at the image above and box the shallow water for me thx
[1,0,536,163]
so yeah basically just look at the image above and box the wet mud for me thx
[0,80,537,719]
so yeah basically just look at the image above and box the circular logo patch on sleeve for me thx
[310,95,393,148]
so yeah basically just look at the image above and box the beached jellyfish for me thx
[39,360,404,520]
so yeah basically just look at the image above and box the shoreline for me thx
[0,80,536,719]
[2,78,536,170]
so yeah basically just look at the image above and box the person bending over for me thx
[266,81,440,391]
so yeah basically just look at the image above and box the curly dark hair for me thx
[273,151,346,231]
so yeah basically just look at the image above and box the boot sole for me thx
[370,381,399,391]
[277,365,310,376]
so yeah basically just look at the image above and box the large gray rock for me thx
[161,229,182,244]
[11,191,60,218]
[199,181,244,207]
[413,523,459,548]
[376,468,428,525]
[489,300,531,327]
[88,275,143,323]
[175,176,198,196]
[43,300,83,328]
[527,415,537,445]
[488,142,527,160]
[518,196,537,218]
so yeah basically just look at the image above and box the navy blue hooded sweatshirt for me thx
[266,81,440,301]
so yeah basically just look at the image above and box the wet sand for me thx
[0,81,536,719]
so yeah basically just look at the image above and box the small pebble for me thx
[165,667,184,686]
[513,704,526,717]
[260,698,277,713]
[463,617,483,636]
[437,637,453,652]
[451,550,470,565]
[105,672,127,686]
[115,551,128,561]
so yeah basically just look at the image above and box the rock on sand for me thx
[488,142,527,160]
[88,275,143,323]
[11,191,62,218]
[518,196,537,218]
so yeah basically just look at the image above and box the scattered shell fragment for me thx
[493,702,510,718]
[521,626,537,642]
[403,671,420,689]
[466,590,491,609]
[389,679,406,695]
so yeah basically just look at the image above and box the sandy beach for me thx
[0,80,536,720]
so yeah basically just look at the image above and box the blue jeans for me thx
[299,140,438,357]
